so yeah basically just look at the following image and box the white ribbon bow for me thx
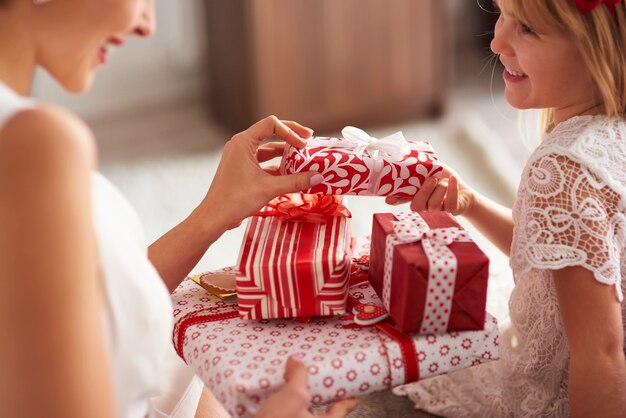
[305,126,434,161]
[392,222,469,247]
[341,126,411,159]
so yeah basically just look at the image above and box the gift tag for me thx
[353,304,389,326]
[190,273,237,300]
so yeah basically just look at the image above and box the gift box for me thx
[172,265,499,418]
[279,126,443,198]
[236,194,352,320]
[369,212,489,334]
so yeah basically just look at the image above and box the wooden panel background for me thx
[208,0,448,133]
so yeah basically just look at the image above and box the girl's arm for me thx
[389,165,514,256]
[149,116,319,292]
[0,107,116,417]
[460,187,513,256]
[553,267,626,418]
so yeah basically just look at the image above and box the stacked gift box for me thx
[171,127,498,418]
[280,126,444,198]
[236,193,352,320]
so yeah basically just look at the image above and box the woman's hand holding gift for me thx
[149,116,323,290]
[255,358,358,418]
[201,116,323,231]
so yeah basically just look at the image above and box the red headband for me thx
[574,0,622,16]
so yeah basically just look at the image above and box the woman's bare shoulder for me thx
[0,104,97,172]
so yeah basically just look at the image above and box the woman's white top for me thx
[0,81,202,418]
[396,115,626,417]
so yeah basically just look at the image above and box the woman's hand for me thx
[202,116,323,230]
[386,165,475,216]
[255,358,358,418]
[149,116,322,290]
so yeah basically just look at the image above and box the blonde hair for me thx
[498,0,626,130]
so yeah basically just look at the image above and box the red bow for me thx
[574,0,622,15]
[257,193,351,223]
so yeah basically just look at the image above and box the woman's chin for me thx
[53,70,96,95]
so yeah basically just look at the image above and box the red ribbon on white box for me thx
[382,212,472,334]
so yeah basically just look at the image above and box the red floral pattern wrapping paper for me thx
[369,212,490,334]
[235,195,352,319]
[279,129,444,198]
[172,260,499,418]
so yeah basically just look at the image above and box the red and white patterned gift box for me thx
[172,266,499,418]
[279,126,444,198]
[236,194,352,320]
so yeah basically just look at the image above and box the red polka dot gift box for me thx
[369,212,489,334]
[279,126,443,199]
[172,267,499,418]
[235,193,352,320]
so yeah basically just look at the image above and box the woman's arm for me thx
[553,267,626,418]
[0,107,116,417]
[147,203,228,293]
[149,116,320,292]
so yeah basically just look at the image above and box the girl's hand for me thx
[255,358,358,418]
[386,165,476,216]
[202,116,322,230]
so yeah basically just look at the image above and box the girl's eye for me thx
[520,23,536,34]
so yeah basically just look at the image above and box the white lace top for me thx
[394,115,626,417]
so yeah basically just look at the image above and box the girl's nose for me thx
[490,16,513,57]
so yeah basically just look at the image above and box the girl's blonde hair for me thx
[502,0,626,130]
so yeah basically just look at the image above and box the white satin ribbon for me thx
[382,212,471,334]
[303,126,436,195]
[306,126,433,159]
[341,126,410,159]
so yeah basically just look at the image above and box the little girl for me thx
[389,0,626,416]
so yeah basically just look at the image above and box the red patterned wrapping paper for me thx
[172,266,499,418]
[279,127,443,198]
[236,195,352,319]
[369,212,489,334]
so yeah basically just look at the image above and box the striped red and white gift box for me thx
[236,207,352,320]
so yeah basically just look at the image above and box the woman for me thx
[0,0,356,417]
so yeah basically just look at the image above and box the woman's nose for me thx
[134,0,156,37]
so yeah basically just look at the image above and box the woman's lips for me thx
[98,46,108,65]
[98,37,124,65]
[108,37,124,47]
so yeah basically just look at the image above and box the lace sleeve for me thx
[522,153,626,300]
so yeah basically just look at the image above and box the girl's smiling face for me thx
[491,0,601,123]
[31,0,155,93]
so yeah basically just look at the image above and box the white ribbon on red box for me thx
[382,212,472,334]
[306,126,434,160]
[305,127,437,195]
